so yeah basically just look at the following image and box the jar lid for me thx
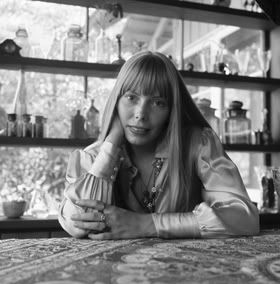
[15,27,28,38]
[229,100,243,109]
[7,113,17,121]
[68,25,83,38]
[22,113,31,122]
[197,98,211,108]
[35,115,44,123]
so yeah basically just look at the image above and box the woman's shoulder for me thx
[184,126,222,151]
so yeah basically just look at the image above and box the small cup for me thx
[2,200,26,218]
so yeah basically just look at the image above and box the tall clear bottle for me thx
[95,29,111,63]
[12,70,28,137]
[85,99,99,139]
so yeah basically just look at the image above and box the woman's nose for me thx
[135,101,148,121]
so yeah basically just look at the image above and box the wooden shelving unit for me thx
[1,56,280,91]
[1,137,280,152]
[32,0,276,30]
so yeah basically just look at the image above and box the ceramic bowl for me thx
[2,200,27,218]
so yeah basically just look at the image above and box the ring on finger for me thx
[100,212,106,223]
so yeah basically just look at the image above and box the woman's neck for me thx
[126,142,156,165]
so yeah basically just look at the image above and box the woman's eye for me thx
[125,94,136,101]
[153,99,167,107]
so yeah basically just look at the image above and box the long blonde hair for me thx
[100,51,210,212]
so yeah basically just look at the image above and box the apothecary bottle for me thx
[95,29,111,63]
[85,99,99,139]
[34,115,44,138]
[22,114,32,137]
[197,98,220,137]
[224,100,251,144]
[62,24,88,62]
[6,113,17,137]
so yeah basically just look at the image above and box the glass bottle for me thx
[62,24,88,62]
[14,27,31,57]
[12,70,28,137]
[197,98,220,137]
[34,115,44,138]
[6,113,17,137]
[22,114,32,137]
[85,99,99,139]
[95,29,111,63]
[70,110,88,139]
[224,100,251,144]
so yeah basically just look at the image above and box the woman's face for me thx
[117,90,170,147]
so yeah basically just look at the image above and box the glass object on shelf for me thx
[112,34,125,65]
[224,100,251,144]
[196,98,220,137]
[0,106,7,136]
[6,113,17,137]
[257,48,271,77]
[12,70,28,137]
[33,115,44,138]
[211,0,231,7]
[95,29,111,63]
[62,24,88,62]
[272,168,280,202]
[254,166,279,213]
[28,187,50,218]
[14,27,31,57]
[234,48,250,76]
[22,114,32,138]
[85,99,99,139]
[70,110,88,139]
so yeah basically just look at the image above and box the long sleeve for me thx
[193,128,259,237]
[58,141,121,238]
[152,128,259,239]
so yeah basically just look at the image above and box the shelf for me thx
[223,144,280,153]
[1,137,280,152]
[0,137,96,148]
[0,56,121,78]
[1,56,280,91]
[32,0,275,30]
[181,71,280,92]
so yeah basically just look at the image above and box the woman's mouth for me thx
[128,126,149,135]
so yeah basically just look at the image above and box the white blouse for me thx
[58,128,259,239]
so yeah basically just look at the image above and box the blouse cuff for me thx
[88,141,121,180]
[152,212,201,239]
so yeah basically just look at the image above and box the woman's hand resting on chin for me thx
[71,200,157,240]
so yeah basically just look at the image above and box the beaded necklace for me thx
[140,158,164,213]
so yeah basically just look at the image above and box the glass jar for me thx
[6,113,17,137]
[22,114,32,137]
[34,115,44,138]
[95,29,111,63]
[14,27,31,57]
[197,98,220,137]
[62,24,88,62]
[224,100,251,144]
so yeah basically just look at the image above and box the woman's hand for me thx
[71,200,157,240]
[105,114,124,147]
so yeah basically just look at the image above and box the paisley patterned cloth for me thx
[0,230,280,284]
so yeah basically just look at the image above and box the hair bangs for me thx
[120,55,173,105]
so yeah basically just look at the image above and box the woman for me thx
[58,51,259,239]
